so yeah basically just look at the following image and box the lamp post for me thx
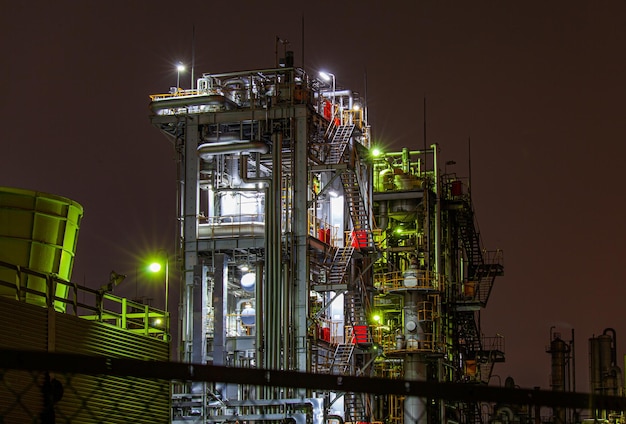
[176,62,185,91]
[149,251,169,316]
[319,71,336,108]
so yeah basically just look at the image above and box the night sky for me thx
[2,1,625,392]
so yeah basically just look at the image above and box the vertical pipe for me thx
[402,148,410,173]
[264,131,282,373]
[184,117,200,364]
[255,260,265,369]
[294,113,310,377]
[212,254,227,367]
[432,143,440,276]
[274,132,282,372]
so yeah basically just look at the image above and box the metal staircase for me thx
[345,290,370,346]
[452,198,504,424]
[345,392,368,423]
[455,199,483,272]
[327,246,355,287]
[457,311,482,357]
[455,199,503,307]
[326,124,354,164]
[341,171,375,249]
[330,343,355,375]
[324,123,375,250]
[320,121,373,422]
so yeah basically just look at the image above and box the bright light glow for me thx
[371,147,382,157]
[241,272,256,292]
[176,63,185,72]
[319,71,331,81]
[149,262,162,273]
[373,314,381,322]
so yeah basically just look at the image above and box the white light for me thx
[176,62,185,89]
[241,272,256,292]
[319,71,331,81]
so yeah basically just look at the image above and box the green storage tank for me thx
[0,187,83,311]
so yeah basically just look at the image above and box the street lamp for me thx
[149,252,169,316]
[319,70,336,108]
[176,62,185,91]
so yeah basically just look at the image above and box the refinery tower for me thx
[149,55,504,424]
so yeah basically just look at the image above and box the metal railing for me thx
[0,260,168,340]
[1,349,624,424]
[374,270,441,292]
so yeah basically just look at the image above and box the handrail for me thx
[0,260,168,340]
[374,270,441,292]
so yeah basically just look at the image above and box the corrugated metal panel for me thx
[0,297,48,350]
[55,312,169,360]
[0,297,171,423]
[0,369,42,423]
[0,299,48,420]
[53,374,170,423]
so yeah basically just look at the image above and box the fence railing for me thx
[1,349,625,424]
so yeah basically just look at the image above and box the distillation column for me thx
[547,332,570,424]
[402,262,429,424]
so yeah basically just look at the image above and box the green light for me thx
[373,314,381,322]
[371,147,382,157]
[149,262,162,273]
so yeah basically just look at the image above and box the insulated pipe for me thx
[263,132,282,376]
[255,261,264,370]
[319,89,354,109]
[198,141,268,158]
[379,201,389,230]
[240,153,270,184]
[271,132,283,371]
[224,398,323,424]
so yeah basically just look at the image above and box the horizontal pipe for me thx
[198,222,264,238]
[197,141,269,158]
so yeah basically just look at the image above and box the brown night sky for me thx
[2,1,625,392]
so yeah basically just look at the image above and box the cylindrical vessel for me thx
[0,187,83,311]
[589,332,618,395]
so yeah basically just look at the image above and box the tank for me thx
[0,187,83,311]
[589,329,619,396]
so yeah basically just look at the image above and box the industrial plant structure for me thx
[149,56,505,424]
[2,58,626,424]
